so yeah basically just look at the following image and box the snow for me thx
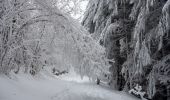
[129,84,147,100]
[0,73,139,100]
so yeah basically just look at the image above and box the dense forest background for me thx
[82,0,170,99]
[0,0,170,100]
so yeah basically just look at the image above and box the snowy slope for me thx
[0,74,139,100]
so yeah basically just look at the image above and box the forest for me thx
[0,0,169,100]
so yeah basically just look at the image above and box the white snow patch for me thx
[0,74,139,100]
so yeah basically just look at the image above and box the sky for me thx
[71,0,89,21]
[55,0,89,21]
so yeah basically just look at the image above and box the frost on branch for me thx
[0,0,110,81]
[129,84,147,100]
[83,0,170,99]
[147,55,170,99]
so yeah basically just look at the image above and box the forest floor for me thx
[0,72,139,100]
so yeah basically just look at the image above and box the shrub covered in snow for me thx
[129,84,147,100]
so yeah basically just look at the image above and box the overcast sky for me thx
[71,0,88,21]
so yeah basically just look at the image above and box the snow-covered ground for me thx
[0,73,139,100]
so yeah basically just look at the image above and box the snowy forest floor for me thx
[0,72,139,100]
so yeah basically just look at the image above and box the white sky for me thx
[70,0,89,21]
[55,0,89,21]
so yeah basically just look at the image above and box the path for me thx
[0,74,139,100]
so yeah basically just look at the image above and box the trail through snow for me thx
[0,73,139,100]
